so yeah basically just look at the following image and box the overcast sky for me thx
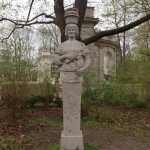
[0,0,109,50]
[0,0,105,28]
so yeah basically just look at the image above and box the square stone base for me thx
[60,131,84,150]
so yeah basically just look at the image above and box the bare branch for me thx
[26,0,35,22]
[21,21,55,26]
[83,14,150,45]
[0,0,57,42]
[0,17,18,25]
[0,0,57,27]
[12,13,56,23]
[2,27,20,42]
[1,20,55,42]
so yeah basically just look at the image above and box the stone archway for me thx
[104,51,113,79]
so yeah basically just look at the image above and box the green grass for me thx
[37,116,61,127]
[24,129,43,142]
[0,135,23,150]
[98,107,114,121]
[46,142,99,150]
[88,106,114,122]
[84,143,99,150]
[0,109,5,117]
[46,143,60,150]
[135,130,145,139]
[26,120,36,129]
[83,119,101,127]
[34,102,44,107]
[114,126,127,135]
[23,129,43,148]
[0,129,43,150]
[134,129,150,143]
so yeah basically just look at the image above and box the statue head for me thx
[65,24,79,39]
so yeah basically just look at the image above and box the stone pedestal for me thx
[60,83,84,150]
[61,132,83,150]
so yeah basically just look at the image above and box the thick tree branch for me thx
[74,0,87,40]
[54,0,66,42]
[83,14,150,45]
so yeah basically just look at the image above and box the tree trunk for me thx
[74,0,87,40]
[54,0,66,42]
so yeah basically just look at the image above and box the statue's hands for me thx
[60,53,76,62]
[66,53,76,60]
[76,68,84,77]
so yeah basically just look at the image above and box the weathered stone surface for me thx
[37,48,53,82]
[62,83,82,136]
[60,133,84,150]
[81,7,119,79]
[54,8,90,150]
[60,83,84,150]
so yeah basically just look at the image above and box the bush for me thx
[27,94,57,108]
[54,97,62,107]
[82,69,101,117]
[49,94,55,103]
[88,89,102,105]
[101,81,132,107]
[133,102,148,109]
[27,95,45,107]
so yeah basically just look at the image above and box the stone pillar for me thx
[60,83,83,150]
[37,47,53,82]
[54,8,91,150]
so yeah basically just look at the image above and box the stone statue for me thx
[54,23,90,83]
[54,8,90,150]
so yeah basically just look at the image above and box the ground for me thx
[0,105,150,150]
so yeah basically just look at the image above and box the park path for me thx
[83,126,150,150]
[33,125,150,150]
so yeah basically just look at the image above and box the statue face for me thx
[65,24,79,39]
[67,27,76,38]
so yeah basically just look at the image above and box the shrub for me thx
[27,94,57,107]
[88,89,102,105]
[27,95,45,107]
[82,69,101,117]
[133,102,148,109]
[101,81,132,107]
[54,97,62,107]
[49,94,55,103]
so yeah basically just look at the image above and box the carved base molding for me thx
[60,132,84,150]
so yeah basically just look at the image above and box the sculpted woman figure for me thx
[54,8,90,150]
[54,24,90,83]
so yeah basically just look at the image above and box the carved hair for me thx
[65,24,79,39]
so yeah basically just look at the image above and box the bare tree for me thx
[0,0,150,45]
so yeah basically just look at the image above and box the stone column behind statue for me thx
[54,8,90,150]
